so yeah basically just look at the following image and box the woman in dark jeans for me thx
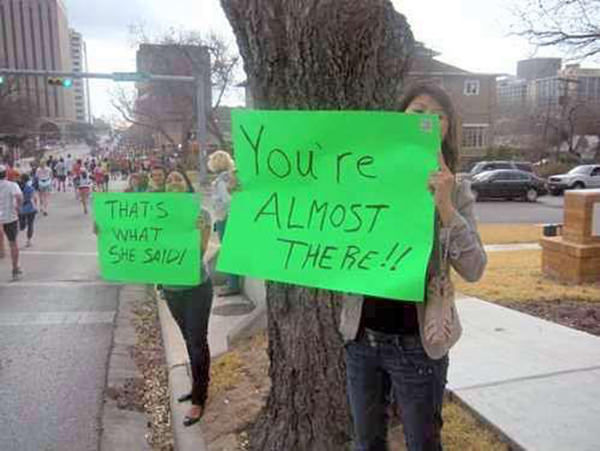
[161,168,214,427]
[340,84,487,451]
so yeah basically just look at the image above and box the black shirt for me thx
[360,296,419,335]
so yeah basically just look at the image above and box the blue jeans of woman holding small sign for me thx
[340,84,486,450]
[163,169,215,427]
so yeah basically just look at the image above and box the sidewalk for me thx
[158,283,600,451]
[156,278,265,451]
[450,295,600,451]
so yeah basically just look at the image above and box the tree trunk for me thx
[219,1,414,449]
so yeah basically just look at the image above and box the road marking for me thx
[0,281,118,288]
[0,311,116,326]
[21,251,98,256]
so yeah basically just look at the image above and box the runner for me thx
[78,169,93,214]
[35,160,53,216]
[65,153,73,188]
[55,157,67,192]
[0,165,24,280]
[101,158,110,191]
[72,159,83,200]
[93,164,105,192]
[18,173,37,248]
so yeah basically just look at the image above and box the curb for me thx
[100,285,151,451]
[154,288,207,451]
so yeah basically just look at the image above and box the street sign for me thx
[112,72,151,82]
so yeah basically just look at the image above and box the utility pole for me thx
[0,68,211,182]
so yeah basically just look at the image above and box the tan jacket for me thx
[338,179,487,359]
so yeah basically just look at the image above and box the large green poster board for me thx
[93,193,201,285]
[217,110,440,301]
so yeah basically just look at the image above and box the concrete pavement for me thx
[449,296,600,451]
[0,191,119,451]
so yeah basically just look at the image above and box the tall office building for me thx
[0,0,75,121]
[69,29,91,123]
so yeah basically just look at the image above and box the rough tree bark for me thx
[219,1,414,449]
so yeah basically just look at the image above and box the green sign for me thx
[217,110,440,301]
[93,193,201,285]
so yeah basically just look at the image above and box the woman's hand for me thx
[428,153,456,226]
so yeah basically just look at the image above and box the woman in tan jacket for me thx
[340,83,487,451]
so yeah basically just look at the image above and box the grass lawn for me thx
[454,249,600,303]
[206,334,509,451]
[478,223,542,245]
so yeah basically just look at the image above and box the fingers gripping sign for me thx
[428,153,456,225]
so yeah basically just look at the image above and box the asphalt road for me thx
[0,190,119,451]
[474,195,565,224]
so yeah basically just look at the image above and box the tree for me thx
[112,25,241,150]
[219,1,414,449]
[513,0,600,60]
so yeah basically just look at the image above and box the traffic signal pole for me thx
[0,68,209,181]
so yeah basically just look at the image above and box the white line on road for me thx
[0,311,116,326]
[21,251,98,256]
[0,281,117,288]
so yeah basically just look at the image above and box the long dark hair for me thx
[167,167,195,193]
[398,83,460,173]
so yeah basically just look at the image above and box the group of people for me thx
[1,83,488,450]
[145,85,487,451]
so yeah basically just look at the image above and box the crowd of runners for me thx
[0,144,189,280]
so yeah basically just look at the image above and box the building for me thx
[135,44,211,148]
[407,45,498,160]
[0,0,75,126]
[69,29,91,123]
[496,59,600,149]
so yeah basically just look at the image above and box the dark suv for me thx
[469,161,534,178]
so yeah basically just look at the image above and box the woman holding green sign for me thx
[341,84,487,451]
[161,168,214,427]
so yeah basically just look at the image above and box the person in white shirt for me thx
[0,165,24,280]
[36,160,52,216]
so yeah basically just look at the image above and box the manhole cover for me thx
[212,303,255,317]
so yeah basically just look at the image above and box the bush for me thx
[535,161,575,178]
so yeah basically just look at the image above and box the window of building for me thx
[464,79,480,96]
[462,125,488,148]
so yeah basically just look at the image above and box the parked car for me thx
[470,169,548,202]
[547,165,600,195]
[467,161,534,180]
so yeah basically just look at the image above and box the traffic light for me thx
[47,77,72,88]
[0,75,4,84]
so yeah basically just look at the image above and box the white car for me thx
[547,165,600,195]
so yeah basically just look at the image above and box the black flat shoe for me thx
[183,415,201,427]
[177,392,192,403]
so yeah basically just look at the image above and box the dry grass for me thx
[478,223,542,245]
[454,250,600,303]
[205,332,508,450]
[209,349,245,398]
[442,400,509,451]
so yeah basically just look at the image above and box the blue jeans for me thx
[345,331,449,451]
[214,219,241,292]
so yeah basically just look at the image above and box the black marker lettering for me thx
[254,193,281,229]
[286,197,303,229]
[296,150,317,180]
[302,242,321,269]
[307,200,328,231]
[267,149,292,178]
[336,152,352,183]
[319,246,338,270]
[277,238,308,269]
[240,124,265,176]
[365,204,390,232]
[344,204,363,232]
[358,250,379,270]
[357,156,376,179]
[341,245,361,270]
[329,204,347,228]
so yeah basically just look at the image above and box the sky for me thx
[63,0,579,121]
